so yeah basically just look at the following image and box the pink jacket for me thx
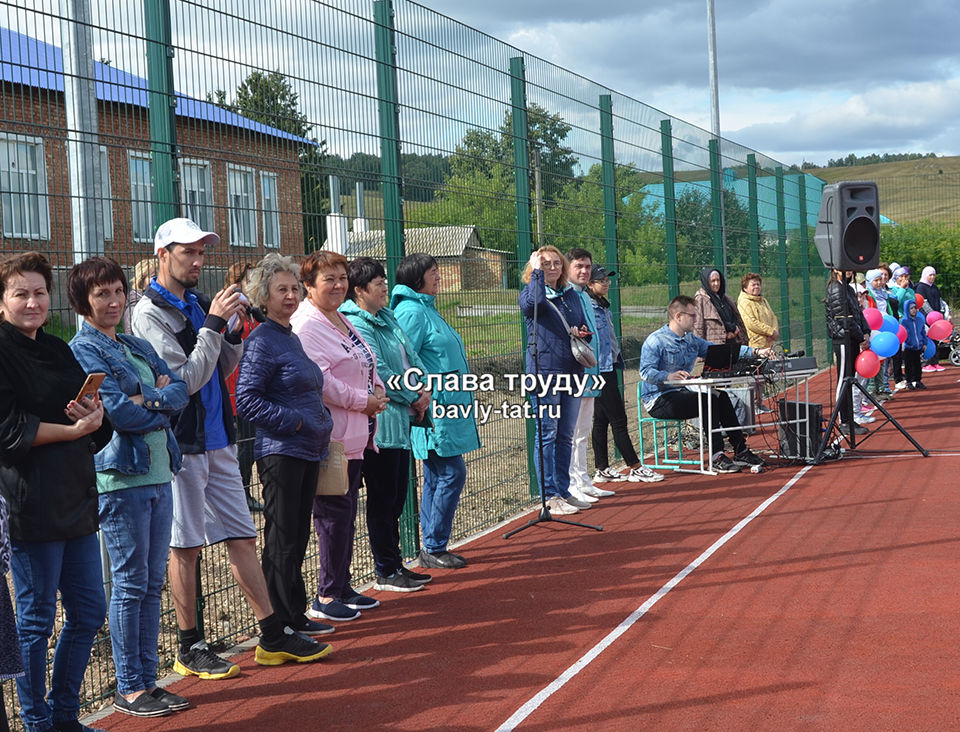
[291,299,383,460]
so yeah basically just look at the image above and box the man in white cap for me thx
[133,218,332,683]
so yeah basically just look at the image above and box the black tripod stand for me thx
[505,268,602,539]
[814,353,928,463]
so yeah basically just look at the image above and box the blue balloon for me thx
[923,338,936,360]
[870,330,900,358]
[881,314,899,333]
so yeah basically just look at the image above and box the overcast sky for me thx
[413,0,960,167]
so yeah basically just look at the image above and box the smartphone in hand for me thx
[75,372,106,402]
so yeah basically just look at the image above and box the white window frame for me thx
[128,150,154,243]
[0,133,51,240]
[179,158,214,232]
[99,146,113,241]
[227,164,257,248]
[260,171,280,249]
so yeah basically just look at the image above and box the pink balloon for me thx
[927,319,954,341]
[897,324,907,343]
[855,350,881,378]
[863,308,883,330]
[926,310,943,325]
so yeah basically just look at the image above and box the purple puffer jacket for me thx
[236,318,333,462]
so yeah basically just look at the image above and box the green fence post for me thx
[599,95,620,340]
[798,173,813,355]
[599,94,623,459]
[747,154,760,273]
[510,56,538,498]
[660,120,679,298]
[374,0,405,286]
[708,138,724,270]
[144,0,178,226]
[776,166,790,348]
[374,0,416,555]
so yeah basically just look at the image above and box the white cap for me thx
[154,217,220,254]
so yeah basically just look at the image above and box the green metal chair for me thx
[636,382,701,471]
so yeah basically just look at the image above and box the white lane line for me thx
[495,465,814,732]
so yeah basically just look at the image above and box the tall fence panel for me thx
[0,0,867,726]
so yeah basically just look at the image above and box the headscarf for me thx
[920,266,936,285]
[865,268,888,311]
[699,267,737,334]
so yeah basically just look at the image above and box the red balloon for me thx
[927,319,954,341]
[926,310,943,326]
[897,324,907,343]
[862,308,884,330]
[855,350,881,378]
[915,293,924,308]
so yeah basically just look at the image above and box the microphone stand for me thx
[505,269,602,539]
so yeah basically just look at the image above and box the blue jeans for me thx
[11,533,106,732]
[420,453,466,554]
[99,484,173,695]
[530,391,581,499]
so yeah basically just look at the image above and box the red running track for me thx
[92,367,960,731]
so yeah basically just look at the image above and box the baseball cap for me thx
[154,217,221,254]
[590,264,616,281]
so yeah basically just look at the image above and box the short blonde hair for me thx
[521,246,568,288]
[245,252,300,314]
[132,257,158,291]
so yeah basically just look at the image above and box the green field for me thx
[807,155,960,224]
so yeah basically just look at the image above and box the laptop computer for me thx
[703,342,740,373]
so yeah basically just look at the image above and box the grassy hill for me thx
[806,155,960,225]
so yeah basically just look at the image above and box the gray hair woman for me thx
[236,253,336,638]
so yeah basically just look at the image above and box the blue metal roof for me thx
[1,26,314,146]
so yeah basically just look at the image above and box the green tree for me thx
[541,163,665,285]
[673,186,755,280]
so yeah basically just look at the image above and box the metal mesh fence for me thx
[4,0,934,726]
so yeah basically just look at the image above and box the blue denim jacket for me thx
[639,324,752,408]
[70,323,188,475]
[591,298,624,373]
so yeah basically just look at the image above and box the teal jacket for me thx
[390,285,481,458]
[339,299,424,451]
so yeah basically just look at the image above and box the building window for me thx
[0,134,50,240]
[128,151,154,242]
[261,172,279,248]
[99,146,113,241]
[180,159,214,232]
[227,165,257,247]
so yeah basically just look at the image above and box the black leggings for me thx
[591,371,639,470]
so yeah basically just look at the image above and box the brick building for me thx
[0,27,311,269]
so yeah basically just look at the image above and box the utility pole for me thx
[706,0,728,273]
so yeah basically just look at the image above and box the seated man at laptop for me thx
[640,295,775,473]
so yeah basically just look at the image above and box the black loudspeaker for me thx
[814,181,880,271]
[777,400,822,460]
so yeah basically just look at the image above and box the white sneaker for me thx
[568,485,598,503]
[627,466,665,483]
[894,381,908,391]
[583,484,615,497]
[592,468,620,483]
[546,497,578,515]
[854,414,876,425]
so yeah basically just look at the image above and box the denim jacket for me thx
[591,297,624,373]
[70,323,188,476]
[639,324,752,409]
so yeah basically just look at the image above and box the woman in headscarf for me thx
[915,266,949,372]
[694,268,747,345]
